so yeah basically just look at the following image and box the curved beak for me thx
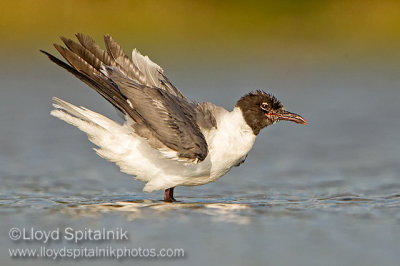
[278,111,307,125]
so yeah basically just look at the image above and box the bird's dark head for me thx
[236,90,306,135]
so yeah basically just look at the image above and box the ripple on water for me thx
[1,191,396,224]
[1,173,400,222]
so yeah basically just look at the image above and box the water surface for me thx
[0,56,399,266]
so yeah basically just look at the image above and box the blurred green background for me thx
[1,0,400,61]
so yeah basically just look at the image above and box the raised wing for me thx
[41,33,215,163]
[131,48,187,100]
[101,66,208,162]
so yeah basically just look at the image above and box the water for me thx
[0,54,400,266]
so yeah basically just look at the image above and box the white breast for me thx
[207,107,256,179]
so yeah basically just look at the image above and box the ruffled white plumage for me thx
[51,97,256,192]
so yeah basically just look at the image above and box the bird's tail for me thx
[50,97,158,187]
[50,97,125,150]
[51,97,116,129]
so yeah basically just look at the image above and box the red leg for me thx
[164,187,176,202]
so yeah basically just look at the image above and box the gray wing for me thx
[41,33,216,162]
[131,48,187,101]
[101,66,209,162]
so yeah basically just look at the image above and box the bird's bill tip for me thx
[279,111,307,125]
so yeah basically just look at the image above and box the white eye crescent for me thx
[261,103,269,110]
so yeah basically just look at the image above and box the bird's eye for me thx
[261,103,269,110]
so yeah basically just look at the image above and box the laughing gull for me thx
[41,34,306,202]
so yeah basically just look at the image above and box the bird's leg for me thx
[164,187,176,202]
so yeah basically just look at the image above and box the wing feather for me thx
[75,33,113,66]
[42,33,216,163]
[103,35,145,83]
[101,66,208,162]
[131,48,187,99]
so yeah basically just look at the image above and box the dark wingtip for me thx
[39,48,65,65]
[40,49,57,60]
[104,34,110,42]
[75,32,87,42]
[53,43,68,55]
[59,36,68,43]
[104,34,116,45]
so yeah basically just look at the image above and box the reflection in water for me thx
[77,201,251,224]
[63,201,252,224]
[3,191,398,223]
